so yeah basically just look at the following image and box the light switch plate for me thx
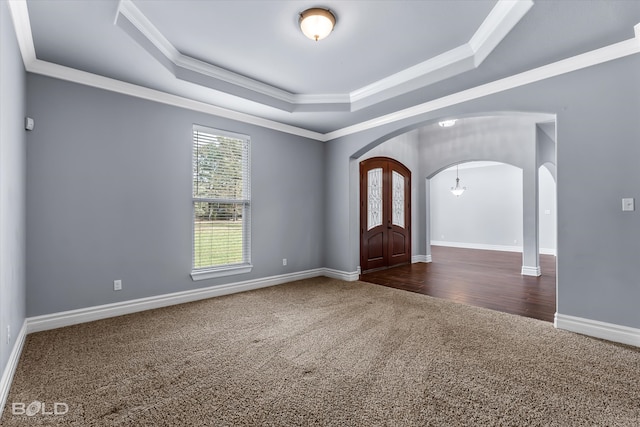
[622,198,635,212]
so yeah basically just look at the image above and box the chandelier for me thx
[450,165,466,197]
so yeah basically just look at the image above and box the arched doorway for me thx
[429,161,524,253]
[354,114,557,321]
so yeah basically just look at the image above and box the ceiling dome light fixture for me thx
[299,8,336,41]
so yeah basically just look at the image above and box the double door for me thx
[360,157,411,273]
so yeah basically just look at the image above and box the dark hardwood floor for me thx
[359,246,556,322]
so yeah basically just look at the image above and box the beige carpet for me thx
[2,277,640,426]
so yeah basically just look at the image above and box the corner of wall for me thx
[0,0,28,416]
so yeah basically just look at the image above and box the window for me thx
[191,125,251,280]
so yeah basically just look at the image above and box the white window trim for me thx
[191,125,251,280]
[191,263,253,281]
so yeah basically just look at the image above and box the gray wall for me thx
[430,163,524,248]
[0,1,27,379]
[418,116,543,176]
[430,163,556,253]
[26,74,324,316]
[324,53,640,329]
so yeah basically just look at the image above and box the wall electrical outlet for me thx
[7,325,10,345]
[622,198,635,212]
[114,279,122,291]
[282,258,287,266]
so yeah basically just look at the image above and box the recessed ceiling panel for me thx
[21,0,640,134]
[133,0,497,94]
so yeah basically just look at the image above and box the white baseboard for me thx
[412,255,431,263]
[323,268,360,282]
[555,313,640,347]
[432,240,522,252]
[521,265,542,276]
[27,269,328,333]
[0,320,27,419]
[431,241,556,256]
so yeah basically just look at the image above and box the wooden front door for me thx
[360,157,411,273]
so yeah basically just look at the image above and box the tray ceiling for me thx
[11,0,640,135]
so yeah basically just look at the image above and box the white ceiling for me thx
[135,0,494,95]
[16,0,640,135]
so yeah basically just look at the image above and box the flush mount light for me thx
[439,119,457,128]
[299,8,336,41]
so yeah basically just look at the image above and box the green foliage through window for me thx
[192,127,250,270]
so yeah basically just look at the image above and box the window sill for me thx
[190,264,253,281]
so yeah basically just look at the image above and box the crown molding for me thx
[114,0,179,64]
[351,0,534,110]
[6,0,35,67]
[8,1,640,143]
[325,36,640,141]
[115,0,303,112]
[116,0,352,113]
[349,44,476,110]
[27,59,326,140]
[8,0,323,140]
[470,0,534,65]
[114,0,532,113]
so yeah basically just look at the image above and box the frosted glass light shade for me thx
[450,165,466,197]
[300,8,336,41]
[451,177,466,197]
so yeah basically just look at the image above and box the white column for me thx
[425,178,432,262]
[522,165,541,276]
